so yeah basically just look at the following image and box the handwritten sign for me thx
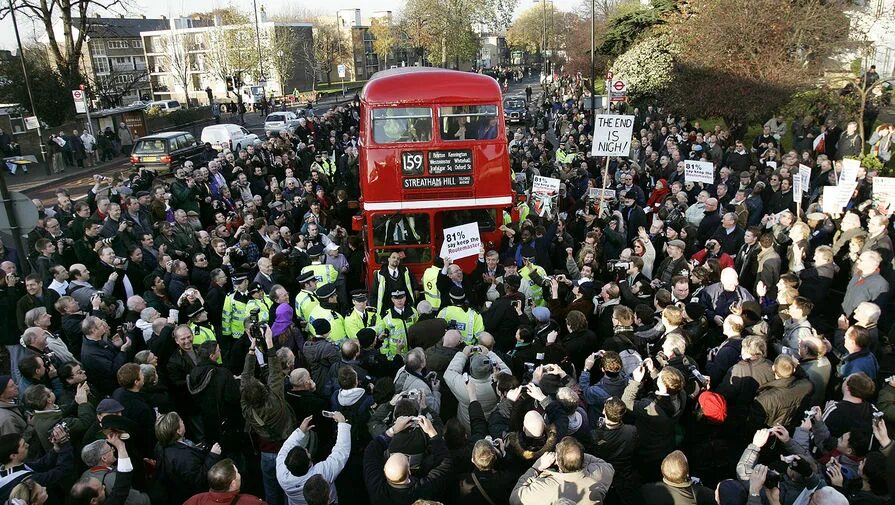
[684,160,714,185]
[591,114,634,157]
[794,164,811,198]
[439,222,481,260]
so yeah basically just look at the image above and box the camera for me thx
[248,308,266,350]
[803,410,816,423]
[400,390,420,401]
[764,470,780,489]
[113,257,126,266]
[687,363,708,387]
[607,259,632,271]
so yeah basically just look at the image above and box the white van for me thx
[147,100,182,113]
[201,124,260,152]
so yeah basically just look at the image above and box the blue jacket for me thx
[838,349,879,380]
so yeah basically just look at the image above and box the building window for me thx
[107,40,129,49]
[90,43,106,56]
[132,39,143,49]
[93,57,110,74]
[112,57,134,71]
[134,56,147,71]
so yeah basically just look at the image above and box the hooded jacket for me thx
[393,367,440,414]
[509,454,615,505]
[187,359,241,446]
[302,338,340,395]
[621,379,687,463]
[443,350,511,431]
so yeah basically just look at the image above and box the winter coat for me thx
[0,400,28,436]
[639,480,717,505]
[302,339,340,395]
[240,349,295,444]
[394,366,440,414]
[751,374,814,429]
[621,379,686,463]
[509,454,615,505]
[155,440,222,504]
[443,350,511,431]
[187,359,242,447]
[363,433,452,505]
[276,422,351,505]
[80,337,128,398]
[716,358,775,429]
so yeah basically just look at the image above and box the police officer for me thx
[301,244,338,291]
[437,285,484,345]
[308,283,347,345]
[519,246,548,307]
[373,250,415,315]
[379,290,418,360]
[187,303,216,346]
[421,257,443,312]
[221,272,250,357]
[245,281,273,323]
[344,289,380,339]
[294,270,320,324]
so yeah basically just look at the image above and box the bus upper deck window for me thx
[439,105,498,141]
[372,107,432,144]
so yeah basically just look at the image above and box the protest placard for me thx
[873,177,895,210]
[837,180,858,209]
[588,187,616,200]
[839,159,860,184]
[684,160,714,185]
[439,222,481,260]
[531,175,560,217]
[794,164,811,198]
[591,114,635,157]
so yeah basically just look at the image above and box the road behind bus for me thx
[21,75,539,204]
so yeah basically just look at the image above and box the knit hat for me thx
[532,306,551,323]
[469,354,493,380]
[698,391,728,424]
[717,479,747,505]
[538,373,564,396]
[357,328,376,347]
[311,318,331,335]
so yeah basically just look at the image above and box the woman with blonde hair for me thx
[7,478,47,505]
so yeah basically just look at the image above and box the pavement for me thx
[12,75,540,205]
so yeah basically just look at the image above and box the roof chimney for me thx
[161,15,167,19]
[95,13,101,18]
[141,15,146,19]
[119,14,124,18]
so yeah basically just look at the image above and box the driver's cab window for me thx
[439,105,498,141]
[372,107,432,143]
[372,214,431,246]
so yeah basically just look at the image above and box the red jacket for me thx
[691,249,735,270]
[184,491,268,505]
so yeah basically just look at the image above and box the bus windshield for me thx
[439,105,499,141]
[372,107,433,144]
[372,213,431,246]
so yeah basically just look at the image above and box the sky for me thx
[0,0,580,53]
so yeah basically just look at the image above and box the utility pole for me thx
[252,0,266,96]
[7,0,48,175]
[591,0,596,112]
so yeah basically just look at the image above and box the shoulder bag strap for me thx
[471,472,497,505]
[229,493,241,505]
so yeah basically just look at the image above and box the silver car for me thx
[264,111,300,137]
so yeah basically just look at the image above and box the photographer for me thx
[737,427,822,504]
[510,436,614,505]
[80,316,131,398]
[580,351,630,424]
[394,347,441,414]
[277,411,350,505]
[444,345,511,432]
[0,426,74,502]
[23,382,93,455]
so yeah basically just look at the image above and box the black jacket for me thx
[621,379,686,463]
[111,388,157,456]
[639,481,717,505]
[80,337,128,398]
[155,441,222,504]
[302,339,340,395]
[186,359,242,447]
[364,433,452,505]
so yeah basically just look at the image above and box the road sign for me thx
[0,190,39,234]
[337,64,346,79]
[610,79,627,102]
[72,89,87,114]
[606,70,613,80]
[24,116,38,130]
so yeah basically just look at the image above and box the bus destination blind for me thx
[427,149,472,175]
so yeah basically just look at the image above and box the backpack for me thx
[619,348,643,376]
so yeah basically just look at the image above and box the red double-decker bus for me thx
[355,68,514,287]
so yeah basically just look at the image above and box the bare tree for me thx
[204,26,234,96]
[160,30,192,108]
[296,37,321,91]
[87,69,148,108]
[268,27,300,96]
[1,0,129,90]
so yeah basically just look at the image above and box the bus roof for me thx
[362,68,502,106]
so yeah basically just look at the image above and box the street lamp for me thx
[252,0,266,97]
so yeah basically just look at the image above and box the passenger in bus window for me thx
[383,215,422,245]
[477,116,498,140]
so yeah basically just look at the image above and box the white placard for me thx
[873,177,895,210]
[766,161,778,169]
[591,114,634,157]
[588,187,616,200]
[532,175,560,217]
[798,164,811,193]
[839,159,860,184]
[837,181,858,209]
[439,222,481,260]
[822,186,840,213]
[24,116,38,130]
[684,160,715,185]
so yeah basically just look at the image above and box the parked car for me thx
[128,100,152,109]
[201,124,259,152]
[147,100,183,114]
[264,111,300,137]
[130,132,204,174]
[503,97,530,125]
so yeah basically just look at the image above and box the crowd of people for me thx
[0,71,894,505]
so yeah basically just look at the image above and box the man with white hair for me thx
[699,268,756,327]
[842,250,889,318]
[80,439,150,505]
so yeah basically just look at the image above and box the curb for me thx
[10,159,127,193]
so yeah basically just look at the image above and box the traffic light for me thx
[226,76,234,92]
